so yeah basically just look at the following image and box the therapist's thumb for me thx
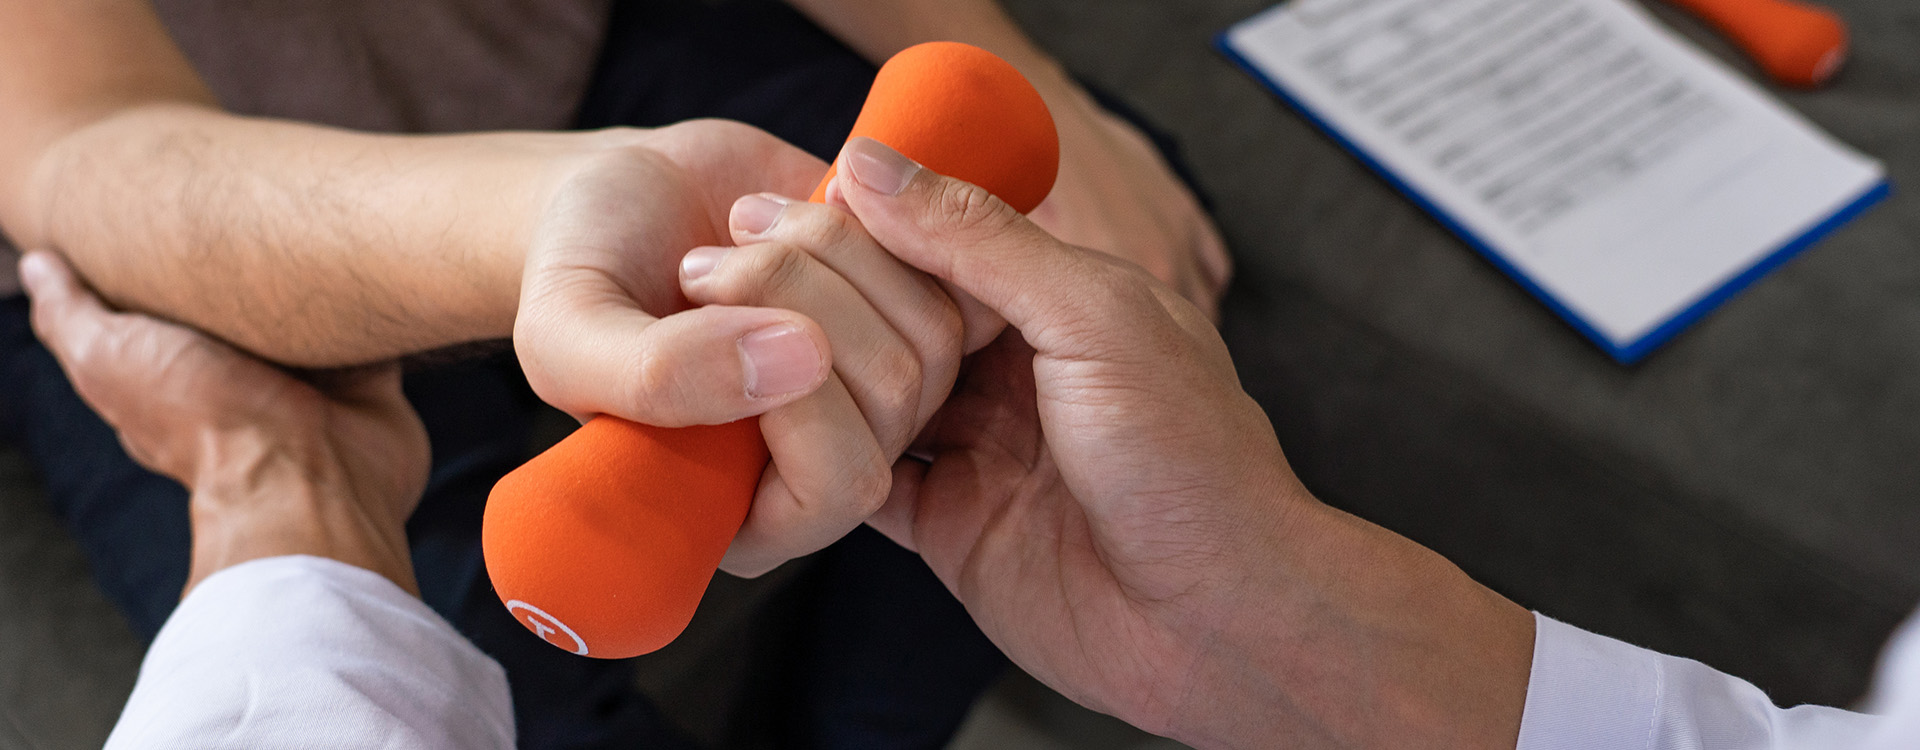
[835,137,1171,356]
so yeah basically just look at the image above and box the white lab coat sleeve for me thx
[1861,611,1920,750]
[1516,612,1884,750]
[104,555,514,750]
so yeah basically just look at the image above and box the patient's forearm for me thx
[0,0,574,365]
[21,105,587,366]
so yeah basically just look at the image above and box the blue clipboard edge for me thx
[1213,27,1893,365]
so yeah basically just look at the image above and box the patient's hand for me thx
[21,252,429,596]
[1028,83,1232,317]
[682,185,992,576]
[515,120,832,429]
[516,123,976,577]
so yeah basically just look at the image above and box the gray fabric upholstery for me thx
[152,0,609,133]
[0,452,140,749]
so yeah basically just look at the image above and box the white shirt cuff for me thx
[106,555,514,750]
[1518,612,1875,750]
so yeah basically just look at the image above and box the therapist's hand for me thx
[21,252,428,596]
[836,138,1534,750]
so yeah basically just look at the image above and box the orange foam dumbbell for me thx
[1666,0,1849,88]
[483,42,1060,659]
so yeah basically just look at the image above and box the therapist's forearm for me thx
[15,105,588,366]
[1172,500,1536,750]
[782,0,1087,99]
[781,0,1160,226]
[783,0,1052,70]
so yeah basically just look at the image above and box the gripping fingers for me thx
[680,238,929,458]
[729,194,974,401]
[836,137,1190,365]
[21,252,118,377]
[719,371,892,577]
[19,251,295,484]
[515,265,831,427]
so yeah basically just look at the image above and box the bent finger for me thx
[682,239,932,456]
[719,373,892,577]
[516,270,831,427]
[834,138,1179,361]
[21,252,119,373]
[865,458,928,555]
[730,194,994,358]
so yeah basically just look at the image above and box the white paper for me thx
[1225,0,1886,356]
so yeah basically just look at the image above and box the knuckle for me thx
[66,321,120,374]
[927,179,1019,243]
[843,457,893,517]
[679,118,753,141]
[513,317,579,411]
[716,243,810,306]
[1041,264,1178,352]
[582,126,647,149]
[649,119,721,149]
[626,344,689,424]
[1154,283,1216,337]
[653,120,782,169]
[861,347,923,425]
[782,204,852,251]
[917,298,966,368]
[62,329,100,372]
[514,358,564,410]
[1144,256,1179,286]
[568,141,678,198]
[63,325,147,415]
[1085,263,1156,312]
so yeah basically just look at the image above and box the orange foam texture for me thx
[483,41,1060,659]
[810,41,1060,212]
[1667,0,1848,88]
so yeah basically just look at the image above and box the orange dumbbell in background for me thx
[1665,0,1849,88]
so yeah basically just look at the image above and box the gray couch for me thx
[3,0,1916,744]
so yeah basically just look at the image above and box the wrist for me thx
[451,131,613,343]
[1161,497,1534,750]
[185,426,417,597]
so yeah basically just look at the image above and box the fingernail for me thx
[680,246,730,281]
[844,137,921,197]
[738,325,822,399]
[732,194,787,236]
[17,254,53,298]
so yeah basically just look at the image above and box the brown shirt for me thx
[1,0,611,294]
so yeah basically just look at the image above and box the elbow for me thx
[0,99,221,251]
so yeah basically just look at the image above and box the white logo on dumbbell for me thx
[505,600,589,656]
